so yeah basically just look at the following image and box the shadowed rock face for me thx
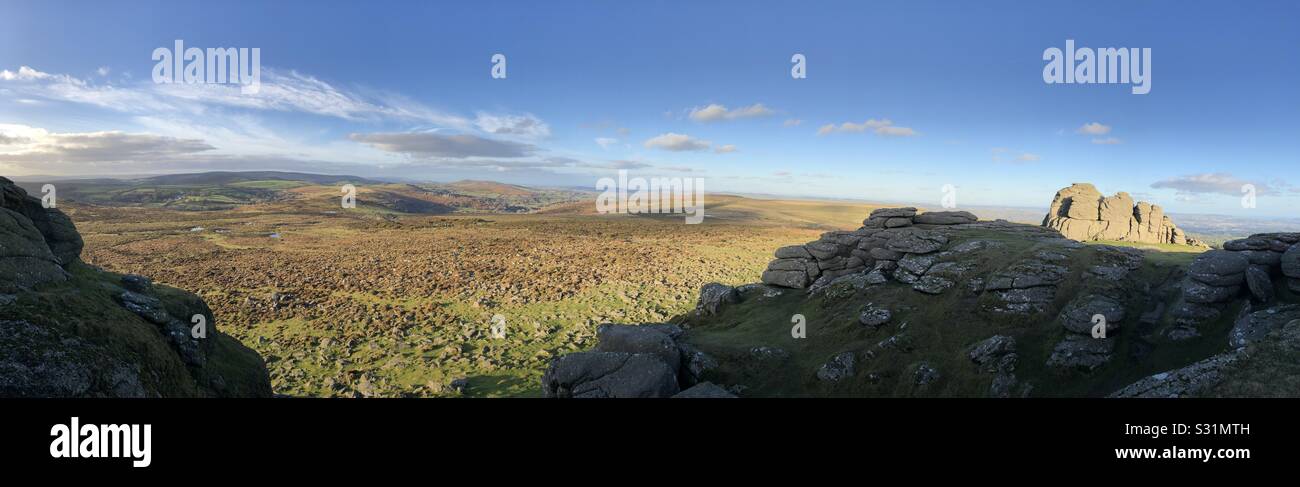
[1042,183,1201,246]
[0,177,82,293]
[0,177,271,397]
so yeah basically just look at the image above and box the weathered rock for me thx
[805,241,841,260]
[117,291,171,325]
[1110,351,1241,398]
[774,245,812,259]
[1046,335,1115,371]
[816,352,856,382]
[1059,295,1125,334]
[1042,183,1197,246]
[677,342,717,386]
[1245,265,1274,303]
[969,335,1016,373]
[886,231,948,254]
[914,362,941,386]
[870,207,917,219]
[859,305,892,327]
[988,286,1057,315]
[912,275,955,294]
[121,274,154,293]
[542,351,680,398]
[1182,279,1240,304]
[749,346,790,362]
[761,269,808,289]
[896,253,936,276]
[869,247,904,260]
[1187,250,1248,286]
[672,382,736,398]
[696,282,739,316]
[0,177,83,265]
[914,211,977,225]
[0,320,148,397]
[1228,304,1300,349]
[1282,243,1300,278]
[594,324,682,375]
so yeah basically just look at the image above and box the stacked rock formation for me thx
[1042,183,1200,246]
[760,208,978,290]
[1167,233,1300,340]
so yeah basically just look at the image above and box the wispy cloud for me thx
[1076,122,1111,135]
[643,132,712,152]
[817,118,918,137]
[1152,173,1279,197]
[349,131,537,158]
[688,103,773,122]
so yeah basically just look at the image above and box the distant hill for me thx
[17,171,590,214]
[131,171,380,186]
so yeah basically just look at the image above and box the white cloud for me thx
[474,112,550,139]
[0,65,471,127]
[1076,122,1111,135]
[688,103,773,122]
[783,119,803,127]
[817,118,918,137]
[643,132,712,152]
[1152,173,1277,197]
[594,137,618,149]
[1017,152,1041,162]
[713,144,737,154]
[1091,137,1122,145]
[349,131,537,159]
[0,124,225,175]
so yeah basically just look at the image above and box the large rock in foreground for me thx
[0,176,271,397]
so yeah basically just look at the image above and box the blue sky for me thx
[1,0,1297,217]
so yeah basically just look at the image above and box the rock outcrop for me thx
[0,176,271,397]
[541,322,735,398]
[1167,233,1300,339]
[760,207,983,292]
[1042,183,1202,246]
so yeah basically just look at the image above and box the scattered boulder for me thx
[1047,335,1115,371]
[859,305,892,328]
[696,283,740,316]
[914,362,941,386]
[593,324,682,375]
[541,351,680,398]
[816,352,856,382]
